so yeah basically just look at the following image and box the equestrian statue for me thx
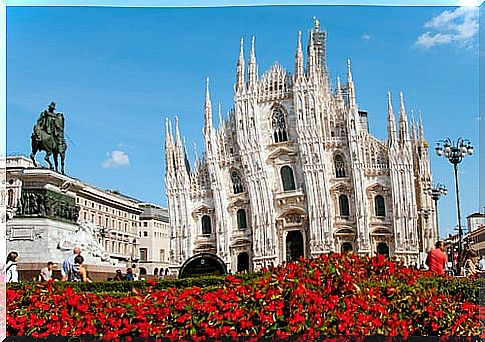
[31,101,67,174]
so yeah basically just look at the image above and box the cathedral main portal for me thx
[286,230,304,262]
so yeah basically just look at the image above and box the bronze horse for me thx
[30,113,67,174]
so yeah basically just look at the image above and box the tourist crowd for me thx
[2,240,484,283]
[2,246,141,283]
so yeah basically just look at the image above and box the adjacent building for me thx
[165,22,437,273]
[137,203,171,277]
[5,155,170,280]
[466,212,485,234]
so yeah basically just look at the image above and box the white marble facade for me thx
[165,23,437,273]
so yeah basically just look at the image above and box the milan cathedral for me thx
[164,21,436,272]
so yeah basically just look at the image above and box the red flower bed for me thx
[7,254,483,338]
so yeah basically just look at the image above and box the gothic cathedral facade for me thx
[164,22,437,273]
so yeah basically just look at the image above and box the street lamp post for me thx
[435,138,473,275]
[426,183,448,239]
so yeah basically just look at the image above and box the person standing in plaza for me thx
[68,255,92,282]
[123,268,135,281]
[4,251,19,283]
[61,246,81,281]
[479,255,485,273]
[39,261,55,281]
[425,241,447,275]
[460,244,478,276]
[113,269,124,281]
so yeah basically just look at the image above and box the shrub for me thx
[7,254,482,338]
[7,274,260,294]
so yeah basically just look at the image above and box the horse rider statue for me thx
[31,101,67,174]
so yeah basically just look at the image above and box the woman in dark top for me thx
[69,255,92,282]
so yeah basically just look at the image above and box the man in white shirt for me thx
[39,261,55,281]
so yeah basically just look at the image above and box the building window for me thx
[375,195,386,217]
[339,195,350,217]
[143,222,148,227]
[231,170,244,194]
[237,209,247,229]
[139,248,147,261]
[143,231,148,237]
[272,107,288,143]
[334,155,346,178]
[160,249,165,262]
[201,215,212,235]
[281,165,296,191]
[154,268,158,276]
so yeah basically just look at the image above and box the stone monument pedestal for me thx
[8,217,126,281]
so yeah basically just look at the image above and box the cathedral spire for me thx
[218,102,223,129]
[164,117,175,174]
[236,37,245,92]
[336,76,344,104]
[387,92,397,146]
[248,36,257,87]
[347,59,356,108]
[183,136,191,173]
[165,117,173,148]
[307,32,316,77]
[204,77,213,131]
[193,142,199,167]
[398,91,410,143]
[295,31,304,80]
[175,115,181,147]
[174,115,185,171]
[410,109,416,141]
[418,110,427,146]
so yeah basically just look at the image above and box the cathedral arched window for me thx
[237,209,247,229]
[272,108,288,143]
[334,155,346,178]
[339,194,350,217]
[375,195,386,217]
[201,215,212,235]
[281,166,296,191]
[7,189,14,207]
[231,170,244,194]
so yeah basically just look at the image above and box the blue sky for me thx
[5,4,481,238]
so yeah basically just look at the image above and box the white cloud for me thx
[362,33,371,42]
[415,7,478,49]
[102,150,130,169]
